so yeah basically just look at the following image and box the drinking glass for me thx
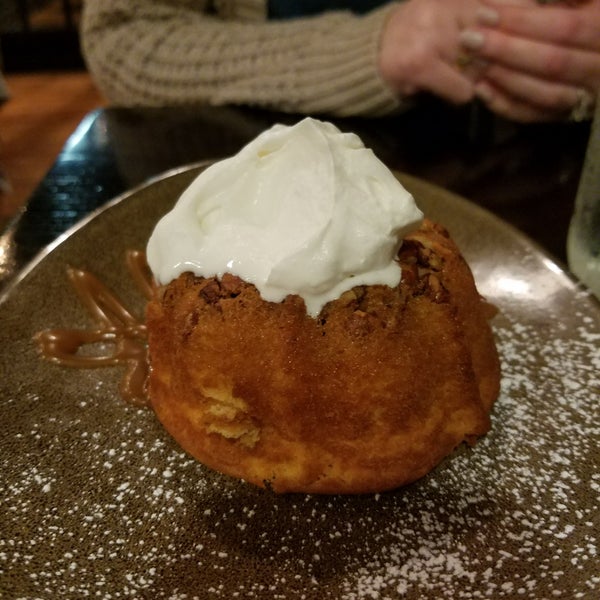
[567,97,600,300]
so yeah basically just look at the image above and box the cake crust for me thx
[146,219,500,494]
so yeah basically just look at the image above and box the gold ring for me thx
[569,88,595,122]
[455,53,474,71]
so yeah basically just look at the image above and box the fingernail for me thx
[477,7,499,26]
[474,82,493,103]
[460,30,485,51]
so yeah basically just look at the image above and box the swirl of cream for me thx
[147,118,423,317]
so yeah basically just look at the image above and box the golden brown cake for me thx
[145,219,500,494]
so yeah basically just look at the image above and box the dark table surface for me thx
[0,101,591,294]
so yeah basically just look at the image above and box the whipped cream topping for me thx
[146,118,423,317]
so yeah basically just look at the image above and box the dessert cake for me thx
[145,118,500,494]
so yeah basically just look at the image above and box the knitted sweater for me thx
[80,0,402,117]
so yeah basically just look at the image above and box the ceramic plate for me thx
[1,166,598,599]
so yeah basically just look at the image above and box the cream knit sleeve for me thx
[80,0,402,117]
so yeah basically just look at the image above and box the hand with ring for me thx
[457,0,600,122]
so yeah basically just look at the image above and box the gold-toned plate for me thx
[1,165,598,599]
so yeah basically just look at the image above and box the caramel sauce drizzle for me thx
[34,250,152,407]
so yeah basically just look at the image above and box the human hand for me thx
[378,0,482,104]
[458,0,600,122]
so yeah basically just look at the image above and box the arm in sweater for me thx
[81,0,402,117]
